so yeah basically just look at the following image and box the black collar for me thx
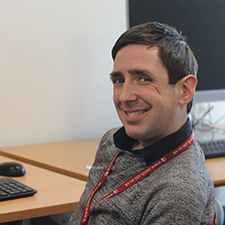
[113,118,193,166]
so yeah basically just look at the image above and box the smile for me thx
[126,109,148,117]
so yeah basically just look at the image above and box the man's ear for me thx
[178,75,197,105]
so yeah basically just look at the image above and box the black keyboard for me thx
[199,140,225,159]
[0,178,37,201]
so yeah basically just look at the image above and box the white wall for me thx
[0,1,126,147]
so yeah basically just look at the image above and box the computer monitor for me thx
[128,0,225,103]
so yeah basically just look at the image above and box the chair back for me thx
[215,198,224,225]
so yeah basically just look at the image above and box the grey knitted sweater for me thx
[68,128,215,225]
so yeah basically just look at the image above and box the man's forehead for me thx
[111,45,166,78]
[114,44,159,57]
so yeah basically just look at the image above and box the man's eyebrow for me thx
[128,69,152,76]
[110,69,153,81]
[109,71,123,80]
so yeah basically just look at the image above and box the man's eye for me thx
[114,79,124,84]
[139,77,151,82]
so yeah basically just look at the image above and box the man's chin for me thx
[124,127,142,140]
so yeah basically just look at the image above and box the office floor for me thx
[0,213,71,225]
[0,218,57,225]
[31,214,70,225]
[30,217,61,225]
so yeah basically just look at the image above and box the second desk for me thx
[0,138,101,182]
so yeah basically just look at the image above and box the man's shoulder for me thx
[93,127,121,159]
[99,127,121,146]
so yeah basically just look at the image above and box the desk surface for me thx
[0,155,86,223]
[0,138,101,182]
[205,157,225,187]
[0,138,224,187]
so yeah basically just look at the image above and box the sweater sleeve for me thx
[140,180,215,225]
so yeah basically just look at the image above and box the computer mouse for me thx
[0,162,26,177]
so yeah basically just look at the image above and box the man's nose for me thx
[118,81,137,103]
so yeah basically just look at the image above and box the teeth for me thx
[127,110,147,116]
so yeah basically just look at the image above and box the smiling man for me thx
[69,22,215,225]
[111,44,191,149]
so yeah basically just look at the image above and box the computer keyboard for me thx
[0,177,37,201]
[199,139,225,159]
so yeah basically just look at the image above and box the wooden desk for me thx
[0,138,101,182]
[0,155,86,223]
[205,157,225,187]
[0,138,224,187]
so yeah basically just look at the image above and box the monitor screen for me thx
[128,0,225,103]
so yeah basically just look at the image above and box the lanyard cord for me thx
[81,131,195,225]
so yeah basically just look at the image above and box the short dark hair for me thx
[111,22,198,114]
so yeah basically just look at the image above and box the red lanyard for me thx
[81,131,195,225]
[211,216,215,225]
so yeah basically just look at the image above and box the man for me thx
[69,22,215,225]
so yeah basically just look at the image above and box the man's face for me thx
[111,44,185,149]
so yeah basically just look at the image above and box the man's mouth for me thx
[126,109,148,117]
